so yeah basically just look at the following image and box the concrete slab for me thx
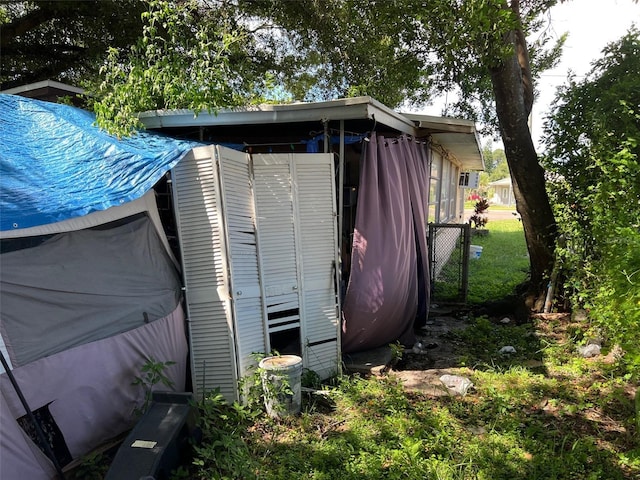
[342,345,393,376]
[391,368,474,396]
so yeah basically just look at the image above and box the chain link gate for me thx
[428,223,471,304]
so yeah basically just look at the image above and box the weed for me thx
[131,357,176,416]
[389,341,404,364]
[67,452,108,480]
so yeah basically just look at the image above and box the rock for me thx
[439,374,473,396]
[499,346,517,354]
[572,309,589,322]
[500,317,511,324]
[577,344,601,358]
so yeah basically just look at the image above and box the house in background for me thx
[1,79,86,106]
[489,176,516,205]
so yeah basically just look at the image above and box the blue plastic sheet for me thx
[0,94,198,231]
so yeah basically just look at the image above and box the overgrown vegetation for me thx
[170,217,635,478]
[91,0,257,136]
[542,28,640,378]
[172,314,638,480]
[70,217,638,479]
[131,357,176,416]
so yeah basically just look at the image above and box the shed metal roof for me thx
[139,96,484,171]
[402,113,484,171]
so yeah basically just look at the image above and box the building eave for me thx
[139,96,419,136]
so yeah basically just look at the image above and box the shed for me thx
[139,97,484,357]
[1,92,484,478]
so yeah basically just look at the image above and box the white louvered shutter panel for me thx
[253,153,340,380]
[292,154,340,379]
[252,154,302,354]
[216,146,266,382]
[171,146,238,402]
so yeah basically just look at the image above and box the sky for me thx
[530,0,640,149]
[417,0,640,152]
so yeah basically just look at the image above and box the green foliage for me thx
[301,368,322,389]
[1,1,146,90]
[91,0,260,135]
[132,357,176,416]
[389,341,404,364]
[74,317,638,479]
[235,363,635,479]
[480,143,509,187]
[237,0,563,131]
[448,316,541,368]
[543,28,640,377]
[186,389,260,480]
[67,452,109,480]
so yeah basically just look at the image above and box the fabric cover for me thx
[0,215,182,367]
[0,305,188,480]
[0,93,197,231]
[342,134,430,352]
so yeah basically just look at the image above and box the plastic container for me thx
[258,355,303,418]
[469,245,483,259]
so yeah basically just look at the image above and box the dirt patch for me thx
[391,308,471,395]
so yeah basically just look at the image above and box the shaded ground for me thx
[391,306,472,396]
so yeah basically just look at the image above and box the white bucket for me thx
[259,355,303,418]
[469,245,483,259]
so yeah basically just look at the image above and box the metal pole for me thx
[0,350,66,479]
[338,120,345,266]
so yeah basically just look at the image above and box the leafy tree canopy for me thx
[91,0,271,135]
[481,143,508,177]
[0,1,146,90]
[233,0,564,134]
[2,0,564,136]
[4,0,567,297]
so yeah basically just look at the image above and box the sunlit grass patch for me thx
[467,219,529,303]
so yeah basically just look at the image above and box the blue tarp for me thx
[0,94,198,231]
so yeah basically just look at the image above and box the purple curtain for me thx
[342,133,430,353]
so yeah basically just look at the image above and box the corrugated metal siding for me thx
[217,147,266,381]
[293,155,340,379]
[171,147,237,401]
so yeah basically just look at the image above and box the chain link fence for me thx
[428,223,471,304]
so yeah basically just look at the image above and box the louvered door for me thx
[216,147,266,381]
[292,154,340,379]
[252,154,302,356]
[171,146,238,401]
[253,153,340,379]
[173,147,340,402]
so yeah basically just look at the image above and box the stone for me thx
[577,344,601,358]
[439,374,473,396]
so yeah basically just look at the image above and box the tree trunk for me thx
[490,29,557,309]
